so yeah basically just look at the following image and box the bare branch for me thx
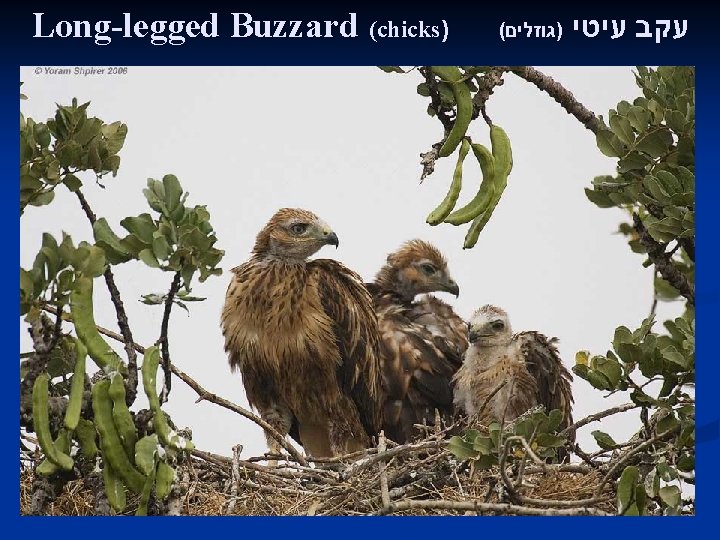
[560,403,638,438]
[158,271,181,404]
[378,499,611,516]
[377,431,390,510]
[74,188,139,404]
[507,66,602,134]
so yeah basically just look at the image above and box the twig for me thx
[74,188,139,404]
[377,499,611,516]
[560,403,638,438]
[341,439,443,479]
[633,213,694,305]
[226,444,242,515]
[158,272,181,404]
[472,68,506,125]
[170,364,307,466]
[377,431,390,510]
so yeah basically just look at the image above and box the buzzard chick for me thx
[453,305,574,432]
[221,208,382,458]
[368,239,468,444]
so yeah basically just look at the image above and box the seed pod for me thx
[102,460,127,513]
[33,373,74,471]
[427,138,471,225]
[92,379,146,493]
[71,276,126,375]
[63,339,87,431]
[445,143,497,225]
[108,372,138,461]
[431,66,473,158]
[142,346,194,451]
[74,418,99,460]
[463,125,513,249]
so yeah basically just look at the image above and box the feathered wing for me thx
[373,293,468,443]
[517,331,574,432]
[310,260,383,440]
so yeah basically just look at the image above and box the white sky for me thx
[19,66,681,459]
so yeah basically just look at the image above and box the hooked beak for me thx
[443,279,460,297]
[468,328,480,343]
[324,231,339,248]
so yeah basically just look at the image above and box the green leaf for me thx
[644,467,660,498]
[472,436,494,454]
[377,66,405,73]
[134,434,159,476]
[591,430,617,450]
[658,485,680,508]
[138,248,160,269]
[448,435,478,460]
[121,214,157,244]
[594,356,623,388]
[162,174,183,213]
[93,218,133,264]
[617,466,639,514]
[610,115,635,146]
[616,343,644,365]
[626,106,650,133]
[416,83,430,97]
[635,128,673,158]
[584,188,615,208]
[62,173,83,192]
[618,152,651,173]
[102,121,128,154]
[656,413,680,435]
[596,130,624,158]
[535,433,566,448]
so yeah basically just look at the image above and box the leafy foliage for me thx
[20,95,224,515]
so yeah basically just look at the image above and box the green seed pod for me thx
[92,379,146,493]
[463,125,513,249]
[445,143,497,225]
[70,276,126,375]
[102,460,127,513]
[108,372,138,461]
[33,373,74,471]
[63,339,87,431]
[142,346,194,451]
[431,66,473,158]
[74,418,99,460]
[427,138,471,225]
[135,466,156,516]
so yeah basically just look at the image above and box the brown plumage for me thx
[221,208,382,457]
[367,239,468,444]
[454,305,574,433]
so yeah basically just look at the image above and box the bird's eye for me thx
[420,263,436,275]
[290,223,308,235]
[491,320,505,331]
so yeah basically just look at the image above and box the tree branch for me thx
[158,272,181,404]
[560,403,638,438]
[507,66,602,134]
[74,188,139,404]
[377,499,610,516]
[633,213,695,305]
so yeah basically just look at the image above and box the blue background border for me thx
[5,3,717,534]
